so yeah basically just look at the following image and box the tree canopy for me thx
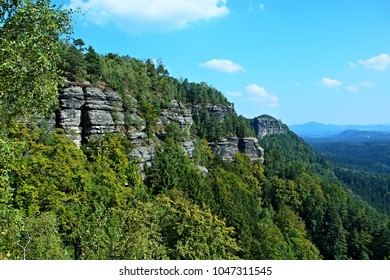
[0,0,73,123]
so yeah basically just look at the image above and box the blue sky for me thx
[55,0,390,125]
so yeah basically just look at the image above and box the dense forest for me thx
[309,140,390,216]
[310,141,390,174]
[1,1,390,260]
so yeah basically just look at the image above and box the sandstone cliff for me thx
[209,137,264,162]
[55,85,270,165]
[251,115,289,138]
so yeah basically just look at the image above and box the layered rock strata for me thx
[209,137,264,162]
[251,115,289,138]
[56,85,267,167]
[57,85,124,145]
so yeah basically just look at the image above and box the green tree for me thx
[73,38,85,51]
[0,0,73,123]
[155,189,239,259]
[77,202,167,260]
[59,42,86,82]
[275,207,321,259]
[138,100,158,140]
[84,46,102,84]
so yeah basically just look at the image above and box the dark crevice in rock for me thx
[54,108,61,129]
[238,138,246,153]
[80,103,88,144]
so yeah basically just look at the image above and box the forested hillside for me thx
[309,140,390,216]
[1,1,390,260]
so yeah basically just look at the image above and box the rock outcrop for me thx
[239,137,265,162]
[251,115,288,138]
[158,100,193,138]
[56,85,266,167]
[57,85,124,145]
[203,103,234,121]
[210,136,264,162]
[57,86,197,168]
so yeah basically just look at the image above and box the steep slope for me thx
[55,83,264,166]
[258,120,390,259]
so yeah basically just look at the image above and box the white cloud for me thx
[68,0,229,32]
[246,84,279,108]
[321,77,342,88]
[200,59,245,73]
[226,90,242,97]
[346,85,359,92]
[360,81,376,88]
[358,53,390,71]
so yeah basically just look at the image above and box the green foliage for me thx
[335,168,390,216]
[59,41,86,82]
[0,0,73,122]
[0,210,68,260]
[155,189,239,260]
[275,207,321,259]
[206,154,265,258]
[138,100,159,139]
[192,108,255,142]
[84,46,102,84]
[2,11,390,260]
[260,131,390,259]
[146,140,208,202]
[77,202,167,260]
[311,141,390,174]
[309,140,390,216]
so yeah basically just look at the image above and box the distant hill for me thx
[290,122,390,139]
[331,130,390,142]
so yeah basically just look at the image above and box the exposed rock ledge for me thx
[251,115,289,138]
[57,85,125,145]
[55,85,266,167]
[209,137,264,162]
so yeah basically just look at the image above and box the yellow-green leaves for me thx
[156,189,239,260]
[0,0,73,123]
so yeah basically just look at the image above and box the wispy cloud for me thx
[360,81,376,88]
[226,90,242,97]
[357,53,390,71]
[346,81,376,92]
[68,0,229,32]
[321,77,342,88]
[246,84,279,108]
[200,59,245,73]
[346,85,359,92]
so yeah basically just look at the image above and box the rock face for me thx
[130,146,155,169]
[251,115,288,138]
[209,137,239,161]
[158,100,193,137]
[57,86,197,168]
[210,136,264,162]
[56,85,266,167]
[239,137,265,162]
[57,85,124,145]
[203,103,234,121]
